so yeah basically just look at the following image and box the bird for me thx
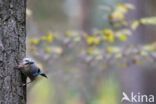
[17,58,47,86]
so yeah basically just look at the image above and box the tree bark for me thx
[0,0,26,104]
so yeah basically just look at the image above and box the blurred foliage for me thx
[27,2,156,104]
[91,77,119,104]
[28,78,53,104]
[28,2,156,68]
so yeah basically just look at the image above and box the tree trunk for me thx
[0,0,26,104]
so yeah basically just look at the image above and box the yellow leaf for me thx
[65,30,80,40]
[118,34,127,42]
[140,17,156,25]
[45,47,52,54]
[117,3,135,12]
[41,36,47,40]
[143,45,155,51]
[41,32,55,43]
[115,53,122,58]
[110,11,125,21]
[117,3,129,14]
[140,51,149,56]
[52,46,63,54]
[131,20,140,30]
[47,32,55,43]
[30,38,40,45]
[103,29,115,43]
[65,31,76,37]
[87,48,94,55]
[86,36,100,45]
[106,46,120,53]
[65,31,72,37]
[124,3,135,10]
[103,29,114,35]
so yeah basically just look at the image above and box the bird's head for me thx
[22,57,34,65]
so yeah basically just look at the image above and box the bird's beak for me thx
[40,73,48,78]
